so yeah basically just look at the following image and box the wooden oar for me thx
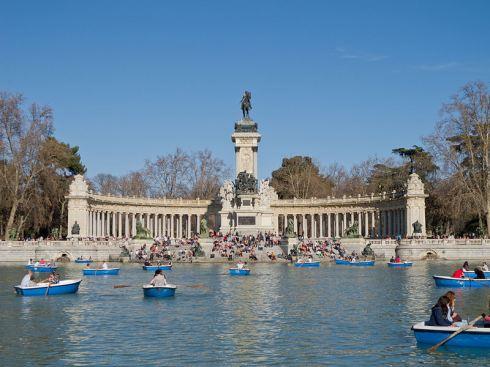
[45,283,51,296]
[114,285,131,288]
[428,315,483,352]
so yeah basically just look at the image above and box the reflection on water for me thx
[0,261,489,366]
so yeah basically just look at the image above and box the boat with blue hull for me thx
[74,259,93,264]
[433,275,490,288]
[143,284,177,298]
[335,259,375,266]
[463,270,490,279]
[294,261,320,268]
[412,322,490,348]
[83,268,120,276]
[142,265,172,271]
[387,262,413,268]
[229,268,251,275]
[14,279,82,296]
[25,265,57,273]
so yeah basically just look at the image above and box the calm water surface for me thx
[0,261,489,366]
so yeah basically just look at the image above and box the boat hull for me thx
[143,285,177,298]
[142,265,172,271]
[25,265,57,273]
[74,259,93,264]
[83,268,120,276]
[229,268,251,275]
[294,262,320,268]
[433,275,490,288]
[14,279,82,296]
[463,270,490,279]
[412,322,490,348]
[335,259,374,266]
[387,262,413,268]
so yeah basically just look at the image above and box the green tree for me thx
[271,156,333,199]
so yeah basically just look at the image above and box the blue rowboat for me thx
[25,265,57,273]
[142,265,172,271]
[14,279,82,296]
[463,270,490,279]
[335,259,375,266]
[433,275,490,288]
[387,261,413,268]
[143,284,177,298]
[74,259,93,264]
[229,268,251,275]
[294,261,320,268]
[83,268,120,276]
[412,321,490,348]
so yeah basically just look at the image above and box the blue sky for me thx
[1,0,489,179]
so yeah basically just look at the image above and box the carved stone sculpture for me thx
[71,221,80,235]
[235,171,258,195]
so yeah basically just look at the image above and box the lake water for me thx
[0,261,489,366]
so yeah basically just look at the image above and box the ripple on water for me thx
[1,261,489,366]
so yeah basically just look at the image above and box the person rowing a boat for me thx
[150,269,167,287]
[451,261,469,278]
[20,270,36,288]
[42,272,60,285]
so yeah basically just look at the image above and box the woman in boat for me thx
[426,296,455,327]
[474,267,486,279]
[395,256,401,263]
[150,269,167,287]
[444,291,462,323]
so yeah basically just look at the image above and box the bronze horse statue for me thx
[241,91,252,119]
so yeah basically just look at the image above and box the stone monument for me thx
[219,92,277,235]
[405,173,428,237]
[67,175,89,238]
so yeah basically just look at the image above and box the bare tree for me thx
[188,149,230,199]
[425,81,490,235]
[0,93,53,239]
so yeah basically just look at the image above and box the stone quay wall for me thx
[0,240,123,262]
[396,239,490,260]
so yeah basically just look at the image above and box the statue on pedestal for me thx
[285,217,295,238]
[71,221,80,235]
[235,171,258,195]
[413,220,423,234]
[200,218,209,238]
[241,91,252,119]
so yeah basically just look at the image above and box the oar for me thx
[45,282,51,296]
[114,285,131,289]
[427,315,483,352]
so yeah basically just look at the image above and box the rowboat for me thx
[294,261,320,268]
[463,270,490,279]
[433,275,490,288]
[25,265,57,273]
[74,259,93,264]
[142,264,172,271]
[83,268,120,276]
[143,284,177,298]
[229,268,251,275]
[412,321,490,348]
[14,279,82,296]
[335,259,375,266]
[387,261,413,268]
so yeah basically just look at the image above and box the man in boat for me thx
[20,270,36,288]
[150,269,167,287]
[102,262,109,269]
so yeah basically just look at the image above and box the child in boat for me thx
[426,296,455,327]
[150,269,167,287]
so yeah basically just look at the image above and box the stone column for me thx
[335,213,339,238]
[294,215,298,236]
[132,213,136,237]
[303,215,307,237]
[364,212,369,238]
[327,213,331,237]
[319,214,323,238]
[170,215,174,238]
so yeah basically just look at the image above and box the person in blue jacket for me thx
[426,296,455,327]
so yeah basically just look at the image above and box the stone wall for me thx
[396,239,490,260]
[0,240,124,262]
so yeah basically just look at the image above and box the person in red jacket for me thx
[452,261,469,278]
